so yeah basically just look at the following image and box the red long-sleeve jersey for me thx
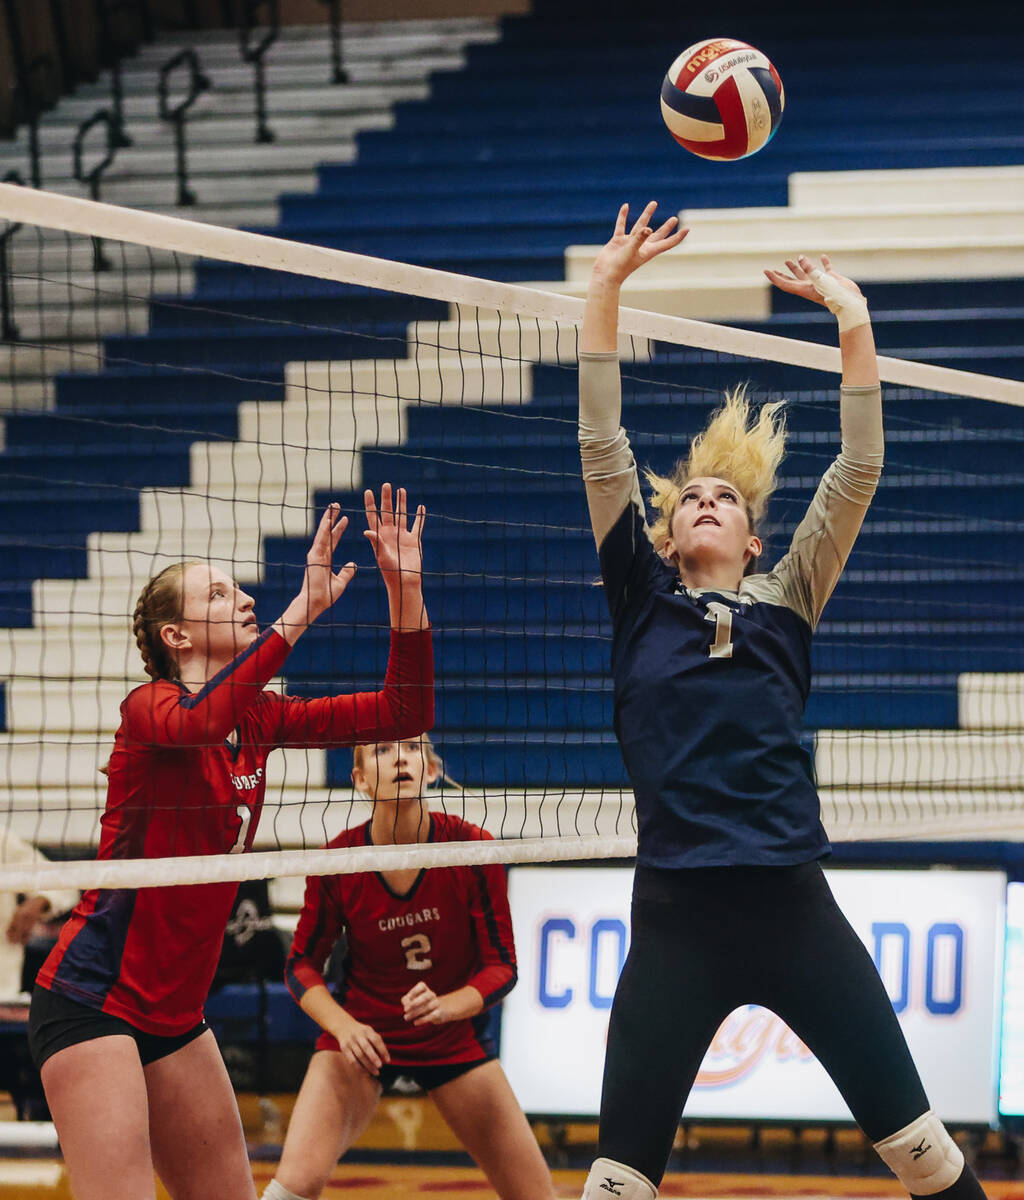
[286,813,516,1065]
[37,626,433,1036]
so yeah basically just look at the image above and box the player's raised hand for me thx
[364,484,426,590]
[300,502,357,620]
[765,255,870,332]
[332,1012,390,1076]
[401,981,448,1026]
[592,201,689,286]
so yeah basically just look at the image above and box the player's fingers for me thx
[363,488,379,532]
[380,482,394,524]
[395,486,408,529]
[412,504,426,545]
[785,258,804,278]
[613,203,629,237]
[329,514,349,552]
[333,563,357,593]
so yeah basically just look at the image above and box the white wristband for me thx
[809,267,870,333]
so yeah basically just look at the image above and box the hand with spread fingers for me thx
[765,253,870,333]
[364,482,429,631]
[591,201,690,287]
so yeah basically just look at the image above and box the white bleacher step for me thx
[959,673,1024,728]
[70,53,470,98]
[7,236,204,274]
[5,678,134,733]
[407,311,643,364]
[0,627,139,678]
[0,380,54,412]
[814,730,1024,788]
[84,531,270,584]
[287,357,532,408]
[564,234,1024,284]
[126,17,497,58]
[523,277,771,322]
[130,15,497,47]
[0,342,101,378]
[676,201,1024,247]
[789,166,1024,210]
[7,270,195,307]
[37,81,430,124]
[10,112,392,156]
[0,140,338,182]
[0,732,325,789]
[820,789,1024,842]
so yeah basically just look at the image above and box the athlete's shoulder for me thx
[120,678,179,712]
[431,812,492,844]
[323,821,371,852]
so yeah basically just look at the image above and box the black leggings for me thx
[599,861,930,1186]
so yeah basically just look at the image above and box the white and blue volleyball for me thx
[660,38,784,161]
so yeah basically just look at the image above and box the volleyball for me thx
[660,37,784,161]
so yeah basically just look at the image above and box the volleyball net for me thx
[1,182,1023,893]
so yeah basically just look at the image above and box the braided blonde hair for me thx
[132,562,199,681]
[644,386,787,560]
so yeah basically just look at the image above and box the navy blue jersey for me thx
[579,352,883,869]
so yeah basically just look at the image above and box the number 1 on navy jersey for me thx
[705,602,734,659]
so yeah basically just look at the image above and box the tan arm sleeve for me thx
[747,384,883,628]
[578,351,648,549]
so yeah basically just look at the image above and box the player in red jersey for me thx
[261,736,556,1200]
[28,485,434,1200]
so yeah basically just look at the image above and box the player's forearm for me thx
[385,578,429,631]
[581,272,623,354]
[438,984,485,1022]
[838,321,880,389]
[299,982,350,1036]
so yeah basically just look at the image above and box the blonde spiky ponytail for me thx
[645,386,787,558]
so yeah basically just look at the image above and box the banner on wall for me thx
[500,867,1005,1124]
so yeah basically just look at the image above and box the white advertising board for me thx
[500,867,1004,1124]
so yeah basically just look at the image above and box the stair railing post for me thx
[239,0,279,144]
[158,47,211,206]
[72,109,121,270]
[317,0,348,85]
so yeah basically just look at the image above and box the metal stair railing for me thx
[158,46,211,207]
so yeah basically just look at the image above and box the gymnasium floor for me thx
[3,1092,1024,1200]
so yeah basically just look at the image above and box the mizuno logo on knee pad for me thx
[583,1157,658,1200]
[873,1111,963,1196]
[601,1180,625,1196]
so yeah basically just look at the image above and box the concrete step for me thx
[70,53,468,97]
[6,111,392,156]
[6,238,197,276]
[815,730,1024,787]
[0,730,324,788]
[30,81,429,124]
[676,201,1024,247]
[125,23,496,70]
[564,234,1024,284]
[0,380,55,412]
[958,673,1024,728]
[0,342,101,378]
[0,140,344,182]
[789,165,1024,209]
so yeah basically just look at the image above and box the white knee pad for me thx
[582,1157,658,1200]
[263,1181,311,1200]
[873,1110,964,1195]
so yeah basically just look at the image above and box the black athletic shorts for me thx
[28,985,208,1071]
[377,1051,495,1092]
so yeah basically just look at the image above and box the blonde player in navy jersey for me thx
[576,203,990,1200]
[262,735,556,1200]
